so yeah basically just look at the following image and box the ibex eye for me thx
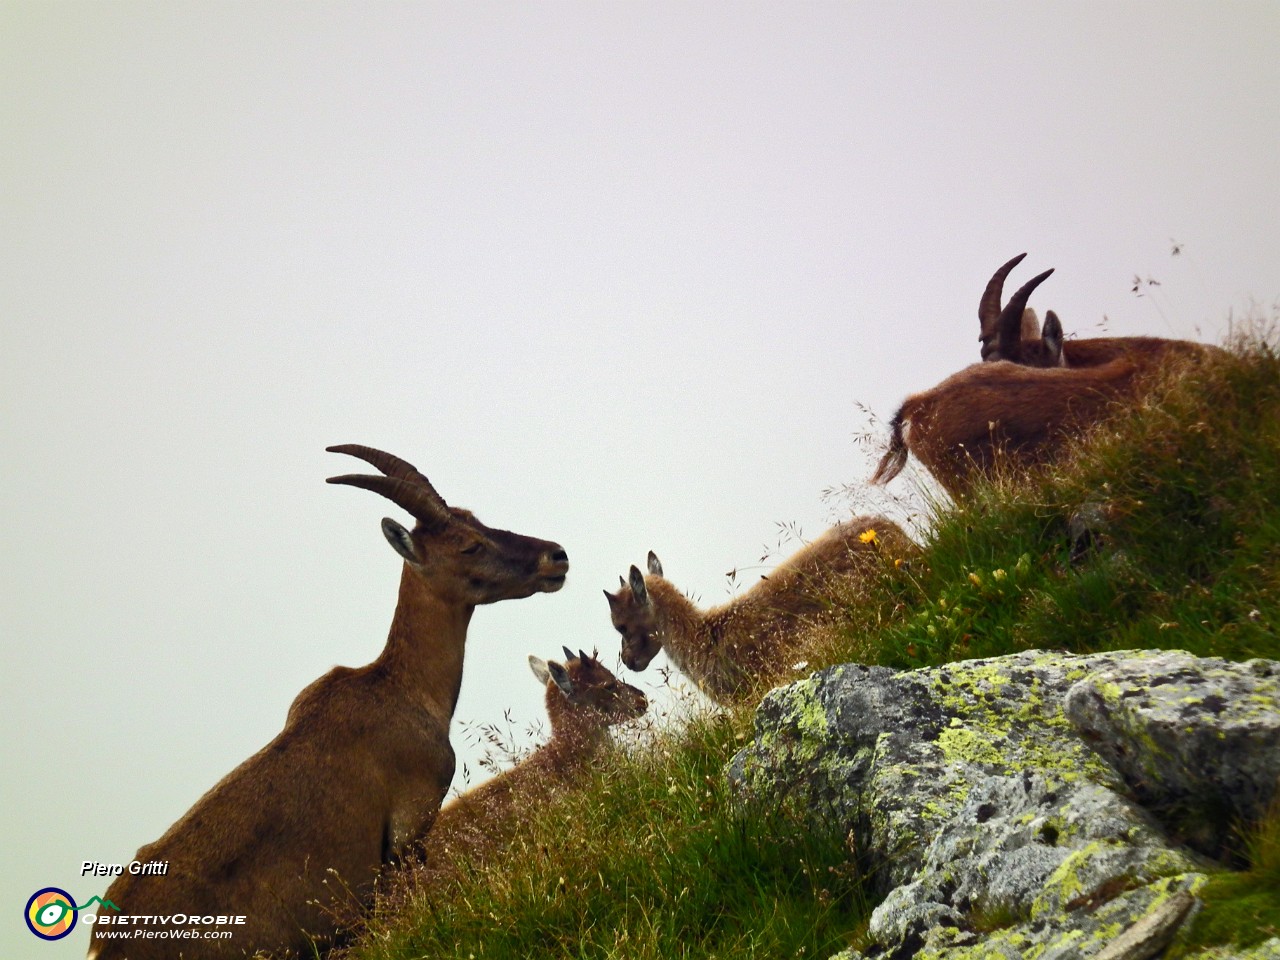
[461,544,484,556]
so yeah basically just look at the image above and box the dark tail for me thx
[871,410,909,485]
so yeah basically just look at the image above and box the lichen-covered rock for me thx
[728,649,1280,959]
[1064,652,1280,853]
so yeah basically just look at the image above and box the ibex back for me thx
[605,517,911,703]
[89,445,568,960]
[871,347,1216,497]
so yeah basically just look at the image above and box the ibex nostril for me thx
[551,549,569,564]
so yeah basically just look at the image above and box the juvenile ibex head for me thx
[603,551,665,672]
[530,647,648,726]
[327,444,569,604]
[978,252,1065,368]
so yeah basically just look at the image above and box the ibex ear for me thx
[546,660,575,696]
[647,551,664,576]
[628,565,649,605]
[381,518,421,563]
[1043,311,1065,366]
[528,655,551,685]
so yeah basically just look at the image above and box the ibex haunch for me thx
[604,517,910,703]
[90,445,568,960]
[870,357,1148,496]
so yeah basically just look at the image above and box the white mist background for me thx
[3,3,1278,957]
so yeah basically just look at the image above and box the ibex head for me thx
[978,253,1065,368]
[529,647,648,724]
[603,551,665,671]
[327,444,569,604]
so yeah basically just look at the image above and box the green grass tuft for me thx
[1169,801,1280,954]
[338,711,868,960]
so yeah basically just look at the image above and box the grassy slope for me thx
[337,326,1280,960]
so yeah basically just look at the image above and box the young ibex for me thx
[604,517,910,703]
[89,445,569,960]
[411,649,646,877]
[979,252,1214,369]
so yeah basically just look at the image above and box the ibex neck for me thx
[379,564,474,717]
[542,714,608,774]
[647,578,708,671]
[544,691,611,753]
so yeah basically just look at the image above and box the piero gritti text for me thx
[82,860,170,877]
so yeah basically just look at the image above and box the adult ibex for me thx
[605,518,910,703]
[89,445,569,960]
[871,255,1222,497]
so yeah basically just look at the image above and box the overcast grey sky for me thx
[3,2,1277,956]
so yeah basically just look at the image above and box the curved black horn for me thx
[326,473,451,529]
[563,645,576,662]
[979,253,1028,346]
[997,268,1055,360]
[326,445,445,502]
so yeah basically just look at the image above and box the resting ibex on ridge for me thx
[605,518,911,704]
[90,445,568,960]
[406,649,646,882]
[980,252,1214,369]
[873,257,1219,495]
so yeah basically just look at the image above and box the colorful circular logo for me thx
[25,887,78,941]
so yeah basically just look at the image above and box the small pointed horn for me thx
[997,268,1054,361]
[326,474,451,529]
[563,645,576,662]
[979,253,1028,354]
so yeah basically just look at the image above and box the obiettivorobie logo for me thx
[24,888,118,941]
